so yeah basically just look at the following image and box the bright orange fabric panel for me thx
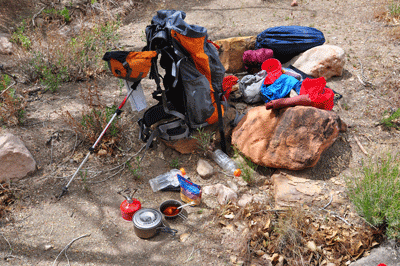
[171,30,223,124]
[110,58,127,78]
[126,51,157,79]
[171,30,211,88]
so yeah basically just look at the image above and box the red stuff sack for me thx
[300,77,334,110]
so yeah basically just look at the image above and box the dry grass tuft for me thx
[62,82,123,155]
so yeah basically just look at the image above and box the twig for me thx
[0,68,18,97]
[48,224,54,242]
[50,138,54,170]
[357,59,374,87]
[0,80,17,97]
[90,165,125,184]
[332,213,352,226]
[253,209,287,215]
[0,232,13,259]
[184,246,195,263]
[32,6,46,27]
[354,135,369,155]
[52,234,91,266]
[320,194,333,210]
[87,144,146,183]
[321,209,352,226]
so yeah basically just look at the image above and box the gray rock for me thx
[203,184,238,205]
[196,159,214,179]
[0,37,13,55]
[0,133,36,181]
[349,240,400,266]
[238,194,253,207]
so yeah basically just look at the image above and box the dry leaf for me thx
[264,218,271,230]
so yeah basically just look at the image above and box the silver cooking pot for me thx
[132,208,178,239]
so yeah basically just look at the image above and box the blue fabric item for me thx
[293,80,302,94]
[255,26,325,63]
[261,74,301,102]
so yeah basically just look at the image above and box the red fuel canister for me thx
[120,198,141,221]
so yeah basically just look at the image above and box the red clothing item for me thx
[222,75,238,100]
[299,77,334,110]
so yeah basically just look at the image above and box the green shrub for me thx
[381,108,400,130]
[43,7,71,23]
[192,127,213,155]
[30,51,69,92]
[233,146,257,183]
[0,74,26,126]
[26,18,120,91]
[0,74,11,92]
[346,153,400,239]
[170,158,180,169]
[389,0,400,17]
[11,23,31,50]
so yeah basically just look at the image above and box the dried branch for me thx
[0,232,13,259]
[32,6,46,27]
[354,135,369,155]
[52,234,91,266]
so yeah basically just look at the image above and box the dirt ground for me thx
[1,0,400,265]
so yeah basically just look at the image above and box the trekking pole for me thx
[58,81,140,198]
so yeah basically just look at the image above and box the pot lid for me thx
[133,208,162,229]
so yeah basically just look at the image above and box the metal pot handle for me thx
[157,225,178,236]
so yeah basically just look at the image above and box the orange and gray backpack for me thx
[104,10,237,153]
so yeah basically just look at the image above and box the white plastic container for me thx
[149,168,185,192]
[211,149,241,177]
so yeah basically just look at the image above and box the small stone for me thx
[180,233,190,242]
[255,250,265,256]
[291,0,298,6]
[306,241,317,252]
[238,194,253,207]
[196,159,214,179]
[230,255,237,263]
[44,244,53,250]
[97,149,108,156]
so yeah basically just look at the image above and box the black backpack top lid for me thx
[255,26,325,63]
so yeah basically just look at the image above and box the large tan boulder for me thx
[232,106,347,170]
[214,36,256,74]
[0,133,36,181]
[286,44,345,79]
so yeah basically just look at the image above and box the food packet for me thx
[178,174,201,206]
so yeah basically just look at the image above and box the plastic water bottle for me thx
[211,149,241,177]
[149,168,186,192]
